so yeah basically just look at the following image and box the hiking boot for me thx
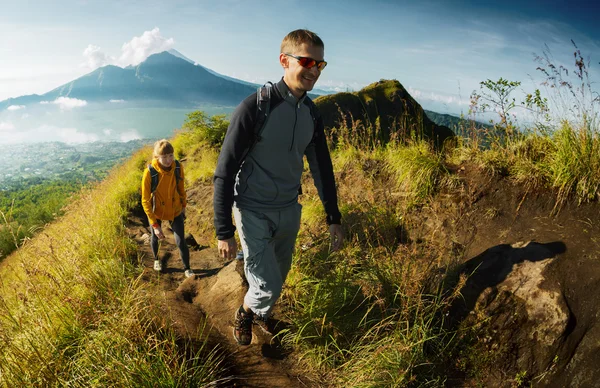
[153,260,162,271]
[254,315,277,336]
[233,306,253,345]
[184,269,195,278]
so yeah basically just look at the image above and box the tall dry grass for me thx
[0,147,226,387]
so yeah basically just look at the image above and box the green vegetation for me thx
[0,41,597,387]
[172,111,229,184]
[0,149,226,386]
[0,140,148,260]
[0,178,83,259]
[180,111,229,148]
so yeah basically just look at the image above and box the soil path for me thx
[126,210,311,387]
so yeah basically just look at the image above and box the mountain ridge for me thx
[0,51,259,110]
[0,51,472,141]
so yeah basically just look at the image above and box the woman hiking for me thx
[141,139,194,278]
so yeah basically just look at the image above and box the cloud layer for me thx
[0,122,15,131]
[0,124,98,144]
[40,97,88,110]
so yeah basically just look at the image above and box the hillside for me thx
[3,105,598,386]
[122,121,599,386]
[315,79,455,147]
[424,109,493,134]
[1,67,598,385]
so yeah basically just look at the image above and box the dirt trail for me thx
[126,209,311,387]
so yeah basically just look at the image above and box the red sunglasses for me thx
[284,53,327,71]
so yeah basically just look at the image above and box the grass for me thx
[0,146,226,386]
[1,88,598,386]
[384,140,448,208]
[450,121,600,210]
[549,123,600,206]
[279,98,598,386]
[278,117,461,385]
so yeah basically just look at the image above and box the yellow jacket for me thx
[141,158,187,225]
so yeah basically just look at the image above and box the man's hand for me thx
[218,237,237,259]
[153,225,165,240]
[329,224,344,252]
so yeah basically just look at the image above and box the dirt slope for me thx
[126,204,314,387]
[411,164,600,387]
[127,161,599,387]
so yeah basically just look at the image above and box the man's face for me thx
[157,153,174,168]
[281,43,325,98]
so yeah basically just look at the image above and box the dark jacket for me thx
[213,78,341,240]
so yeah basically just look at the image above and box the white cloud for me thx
[56,127,99,143]
[82,28,175,72]
[82,44,114,70]
[7,105,25,111]
[52,97,88,110]
[109,99,125,103]
[317,80,365,93]
[0,124,98,144]
[408,87,467,106]
[103,129,113,135]
[0,122,15,131]
[119,130,142,142]
[40,101,50,105]
[21,113,29,119]
[117,27,175,67]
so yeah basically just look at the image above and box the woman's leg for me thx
[171,213,190,269]
[150,219,162,259]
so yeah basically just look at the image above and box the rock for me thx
[451,241,569,385]
[194,261,246,321]
[185,233,199,248]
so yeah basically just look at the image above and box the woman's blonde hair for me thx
[153,139,174,157]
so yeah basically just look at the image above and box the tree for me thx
[182,111,229,147]
[470,78,549,138]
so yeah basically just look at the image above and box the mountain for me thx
[0,51,458,144]
[424,110,493,133]
[0,51,259,110]
[314,79,455,148]
[167,49,329,95]
[166,49,260,89]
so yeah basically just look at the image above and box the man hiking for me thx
[213,29,343,345]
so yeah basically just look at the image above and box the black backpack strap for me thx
[174,160,181,184]
[148,164,159,212]
[305,97,322,144]
[237,82,274,168]
[148,164,159,194]
[253,81,273,144]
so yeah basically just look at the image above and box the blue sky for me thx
[1,0,598,116]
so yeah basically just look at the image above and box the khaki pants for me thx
[233,203,302,318]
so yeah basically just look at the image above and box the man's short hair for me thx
[281,29,324,54]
